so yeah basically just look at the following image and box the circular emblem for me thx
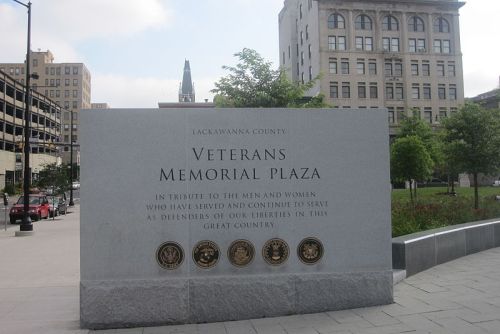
[193,240,220,269]
[297,237,324,265]
[262,238,289,266]
[156,242,184,270]
[228,239,255,267]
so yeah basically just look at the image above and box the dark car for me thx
[9,195,50,224]
[48,196,67,217]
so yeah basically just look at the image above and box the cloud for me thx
[92,73,215,108]
[0,0,172,62]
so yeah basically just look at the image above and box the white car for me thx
[493,180,500,187]
[71,182,80,190]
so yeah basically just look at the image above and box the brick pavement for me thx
[0,206,499,333]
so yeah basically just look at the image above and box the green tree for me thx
[212,48,328,108]
[391,136,434,204]
[442,103,500,209]
[396,115,442,199]
[36,163,70,195]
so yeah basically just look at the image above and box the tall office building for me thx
[279,0,465,135]
[0,50,91,162]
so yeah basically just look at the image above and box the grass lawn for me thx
[391,186,500,237]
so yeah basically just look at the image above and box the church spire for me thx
[179,60,195,102]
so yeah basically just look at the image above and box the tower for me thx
[179,60,195,102]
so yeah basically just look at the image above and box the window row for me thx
[328,13,450,33]
[388,107,458,124]
[328,36,452,54]
[410,83,457,100]
[45,66,80,76]
[329,82,378,99]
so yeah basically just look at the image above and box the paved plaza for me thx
[0,205,500,334]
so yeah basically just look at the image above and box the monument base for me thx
[80,270,393,330]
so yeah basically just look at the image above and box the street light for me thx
[13,0,33,233]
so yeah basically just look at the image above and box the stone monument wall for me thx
[80,108,392,329]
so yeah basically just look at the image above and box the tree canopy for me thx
[211,48,328,108]
[391,135,434,203]
[442,103,500,208]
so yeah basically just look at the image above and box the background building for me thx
[0,70,62,190]
[0,50,91,163]
[279,0,465,135]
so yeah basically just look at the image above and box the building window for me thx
[383,38,400,52]
[409,39,426,52]
[411,62,419,76]
[301,51,304,65]
[342,82,350,98]
[449,85,457,100]
[64,66,70,74]
[56,67,61,75]
[300,31,304,45]
[382,15,399,31]
[388,107,395,123]
[73,67,79,75]
[412,84,420,99]
[394,63,402,76]
[301,72,304,84]
[73,90,78,98]
[438,84,446,99]
[358,82,366,98]
[355,14,372,30]
[72,101,78,109]
[424,108,432,123]
[341,60,349,74]
[423,84,431,99]
[328,13,345,29]
[448,62,456,76]
[329,82,338,98]
[329,58,338,74]
[299,4,302,19]
[434,17,450,33]
[439,107,447,121]
[328,36,335,50]
[408,16,425,32]
[308,44,312,59]
[33,59,38,67]
[308,66,313,81]
[395,83,403,100]
[437,62,445,76]
[434,40,451,54]
[422,62,430,76]
[369,83,378,98]
[356,37,373,51]
[357,61,365,74]
[384,62,392,76]
[305,25,309,40]
[385,84,394,99]
[368,61,377,75]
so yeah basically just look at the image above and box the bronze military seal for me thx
[156,242,184,270]
[297,237,323,264]
[193,240,220,269]
[262,238,289,265]
[228,239,255,267]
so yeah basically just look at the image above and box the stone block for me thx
[435,230,466,264]
[404,237,436,277]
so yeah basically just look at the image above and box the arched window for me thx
[382,15,399,31]
[408,16,425,32]
[328,13,345,29]
[433,17,450,33]
[355,14,372,30]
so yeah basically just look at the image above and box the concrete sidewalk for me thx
[1,206,500,333]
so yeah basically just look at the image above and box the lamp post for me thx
[13,0,33,233]
[69,110,74,206]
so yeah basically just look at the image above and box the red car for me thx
[9,194,50,224]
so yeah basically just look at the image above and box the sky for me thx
[0,0,499,108]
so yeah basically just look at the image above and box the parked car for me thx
[9,194,50,224]
[48,196,67,217]
[493,180,500,187]
[71,181,80,190]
